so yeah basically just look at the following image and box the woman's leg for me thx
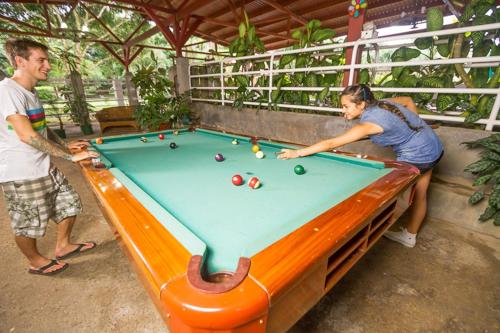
[384,169,433,247]
[405,169,433,234]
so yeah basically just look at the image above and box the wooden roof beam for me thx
[0,13,49,33]
[124,26,160,47]
[41,0,52,32]
[196,16,294,41]
[124,19,147,43]
[202,0,296,36]
[251,15,289,26]
[260,0,307,25]
[143,7,176,47]
[177,0,215,18]
[80,2,123,43]
[225,0,242,24]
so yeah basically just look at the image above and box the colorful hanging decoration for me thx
[348,0,368,18]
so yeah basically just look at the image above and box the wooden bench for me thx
[95,106,140,134]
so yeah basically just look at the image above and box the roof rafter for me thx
[260,0,306,25]
[201,0,296,37]
[80,2,123,43]
[0,13,49,33]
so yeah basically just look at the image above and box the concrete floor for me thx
[1,126,499,333]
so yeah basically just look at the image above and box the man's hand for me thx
[68,140,90,151]
[71,150,99,163]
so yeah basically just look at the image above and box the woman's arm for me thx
[278,122,382,159]
[386,96,418,114]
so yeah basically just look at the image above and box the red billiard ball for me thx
[158,133,165,140]
[215,153,224,162]
[232,174,243,186]
[248,177,261,189]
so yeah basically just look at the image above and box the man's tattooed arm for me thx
[46,127,71,153]
[28,132,73,161]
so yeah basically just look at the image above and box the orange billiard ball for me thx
[95,137,103,144]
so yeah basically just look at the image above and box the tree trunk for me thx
[68,70,93,133]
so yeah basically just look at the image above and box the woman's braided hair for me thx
[341,84,422,132]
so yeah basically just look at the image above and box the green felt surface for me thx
[92,129,392,272]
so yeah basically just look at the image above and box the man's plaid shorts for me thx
[1,166,82,238]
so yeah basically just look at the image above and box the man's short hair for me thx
[4,38,49,69]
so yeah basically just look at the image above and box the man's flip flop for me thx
[28,260,69,276]
[56,242,97,260]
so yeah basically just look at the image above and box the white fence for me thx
[189,23,500,131]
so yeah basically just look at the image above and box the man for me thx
[0,38,99,276]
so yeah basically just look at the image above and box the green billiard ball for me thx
[294,165,305,175]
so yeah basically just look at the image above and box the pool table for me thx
[80,128,418,332]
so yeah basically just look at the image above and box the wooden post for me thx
[342,10,366,87]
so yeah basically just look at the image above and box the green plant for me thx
[227,17,339,110]
[368,2,499,122]
[271,19,339,108]
[463,133,500,226]
[132,52,190,130]
[227,12,268,110]
[168,92,191,128]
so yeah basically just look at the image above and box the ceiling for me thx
[1,0,482,55]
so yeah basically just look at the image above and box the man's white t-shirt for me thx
[0,78,50,182]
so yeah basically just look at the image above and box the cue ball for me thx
[255,151,265,159]
[232,174,243,186]
[232,139,239,145]
[294,165,305,175]
[95,137,103,144]
[170,142,177,149]
[252,145,260,153]
[248,177,261,189]
[158,133,165,140]
[215,153,225,162]
[173,130,179,135]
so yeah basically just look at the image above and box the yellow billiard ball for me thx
[252,145,260,153]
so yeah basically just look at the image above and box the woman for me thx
[278,84,443,248]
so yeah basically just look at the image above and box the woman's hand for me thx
[277,149,300,160]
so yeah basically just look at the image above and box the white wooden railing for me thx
[189,23,500,131]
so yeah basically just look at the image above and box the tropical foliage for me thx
[131,52,190,131]
[464,133,500,226]
[226,16,339,110]
[221,1,498,122]
[367,1,499,123]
